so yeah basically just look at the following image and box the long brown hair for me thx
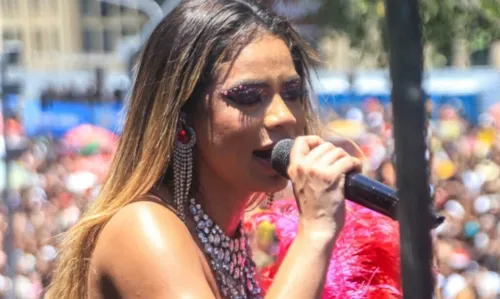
[45,0,319,297]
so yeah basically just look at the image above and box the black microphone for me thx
[271,139,444,227]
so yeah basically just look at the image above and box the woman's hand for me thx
[265,136,362,299]
[287,136,362,241]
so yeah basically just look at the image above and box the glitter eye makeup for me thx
[220,83,269,106]
[220,78,305,106]
[281,79,305,102]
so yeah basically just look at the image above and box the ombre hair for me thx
[45,0,319,297]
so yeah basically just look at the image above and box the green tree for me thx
[309,0,500,67]
[422,0,500,65]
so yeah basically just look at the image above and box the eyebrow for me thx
[227,80,268,90]
[226,75,302,90]
[282,77,302,86]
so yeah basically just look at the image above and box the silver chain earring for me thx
[173,112,196,222]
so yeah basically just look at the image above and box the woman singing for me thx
[47,0,369,298]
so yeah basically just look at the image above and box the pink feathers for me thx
[247,200,402,299]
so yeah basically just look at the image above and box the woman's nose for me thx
[264,95,297,132]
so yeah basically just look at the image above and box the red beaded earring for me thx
[173,112,196,222]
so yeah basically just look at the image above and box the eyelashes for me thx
[220,84,269,105]
[220,81,306,106]
[281,87,307,101]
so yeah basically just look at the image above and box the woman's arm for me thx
[264,136,359,299]
[89,201,217,299]
[264,227,337,299]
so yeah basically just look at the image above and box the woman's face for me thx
[193,32,306,194]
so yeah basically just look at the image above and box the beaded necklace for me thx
[188,198,262,299]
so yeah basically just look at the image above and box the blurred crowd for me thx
[426,104,500,299]
[0,95,496,298]
[0,123,113,298]
[333,99,500,299]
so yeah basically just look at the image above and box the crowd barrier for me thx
[20,99,125,138]
[317,93,480,123]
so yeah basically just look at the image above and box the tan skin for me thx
[88,33,361,298]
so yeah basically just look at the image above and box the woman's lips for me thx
[253,154,275,173]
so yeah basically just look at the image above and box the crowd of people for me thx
[0,123,112,298]
[426,104,500,299]
[0,95,497,298]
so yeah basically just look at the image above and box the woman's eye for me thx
[281,88,305,102]
[221,85,268,106]
[281,80,305,102]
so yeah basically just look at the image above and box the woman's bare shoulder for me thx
[96,200,191,255]
[89,200,215,299]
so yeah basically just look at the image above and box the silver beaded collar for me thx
[188,198,262,299]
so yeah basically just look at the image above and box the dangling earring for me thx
[266,193,275,209]
[173,112,196,222]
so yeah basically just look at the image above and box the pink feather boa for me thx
[246,199,402,299]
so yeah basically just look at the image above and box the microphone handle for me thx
[344,173,398,220]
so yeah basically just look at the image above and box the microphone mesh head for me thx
[271,139,294,179]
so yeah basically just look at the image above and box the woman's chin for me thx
[254,174,289,193]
